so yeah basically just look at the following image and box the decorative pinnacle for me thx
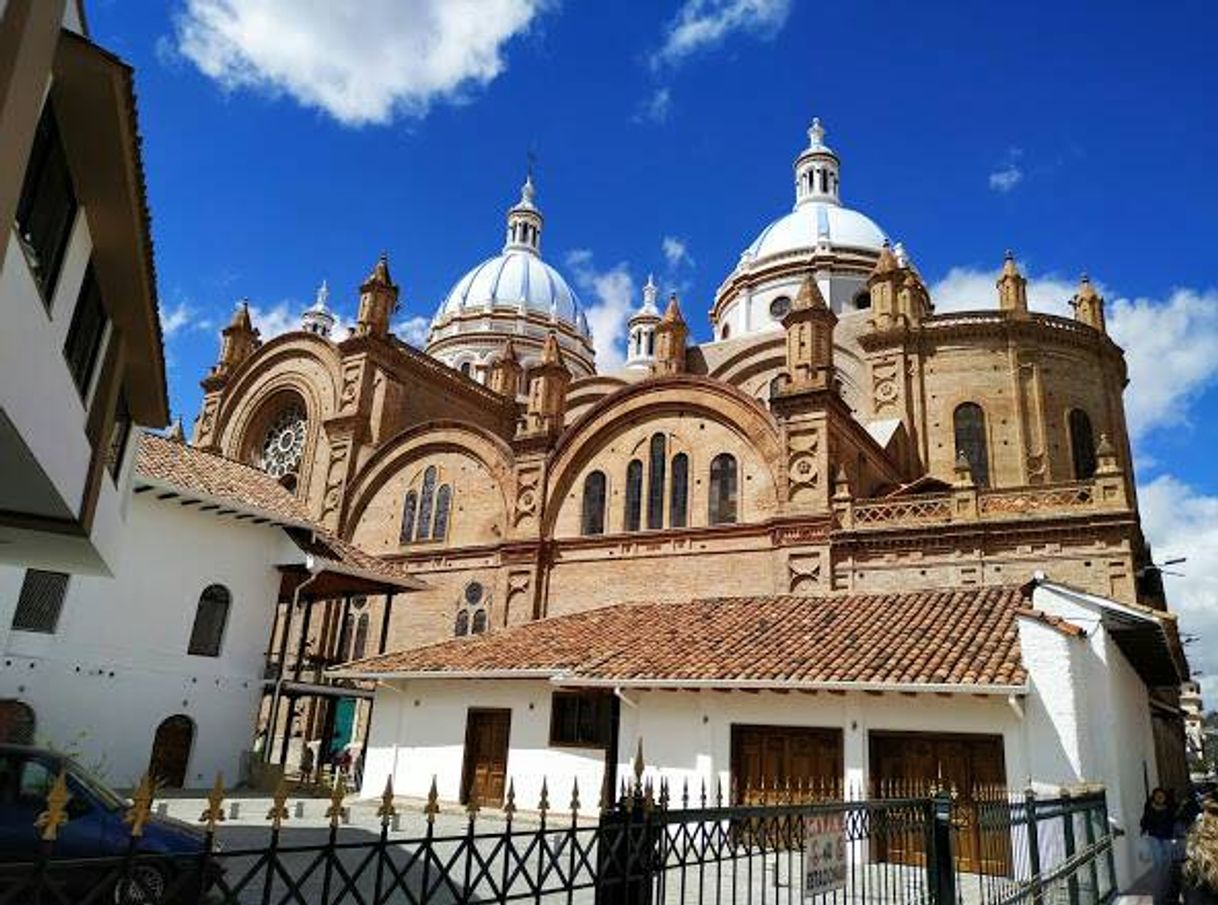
[200,773,226,830]
[538,778,550,817]
[1001,249,1021,277]
[808,117,826,147]
[422,777,439,822]
[267,778,290,830]
[570,777,580,816]
[124,774,155,838]
[326,774,347,828]
[633,738,645,786]
[504,778,517,819]
[314,279,330,310]
[378,776,398,824]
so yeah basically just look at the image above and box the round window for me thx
[769,296,792,320]
[259,405,307,478]
[464,582,484,606]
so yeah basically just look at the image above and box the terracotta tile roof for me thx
[341,586,1038,689]
[136,432,311,525]
[136,433,419,592]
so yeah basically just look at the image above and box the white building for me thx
[0,433,418,788]
[341,578,1179,889]
[0,0,169,575]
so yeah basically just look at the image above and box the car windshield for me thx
[66,758,126,812]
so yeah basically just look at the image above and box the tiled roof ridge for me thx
[143,431,277,481]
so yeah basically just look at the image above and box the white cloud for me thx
[654,0,791,69]
[567,250,635,371]
[159,301,195,338]
[929,268,1218,442]
[635,86,672,124]
[988,147,1024,193]
[393,315,431,347]
[171,0,549,126]
[988,164,1022,193]
[662,235,694,269]
[246,299,350,340]
[1138,475,1218,702]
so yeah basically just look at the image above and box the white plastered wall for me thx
[0,492,293,788]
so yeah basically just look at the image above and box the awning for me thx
[1096,600,1184,687]
[277,527,426,601]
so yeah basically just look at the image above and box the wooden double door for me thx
[461,709,511,808]
[870,732,1009,875]
[731,725,843,802]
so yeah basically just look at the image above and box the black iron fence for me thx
[0,765,1117,905]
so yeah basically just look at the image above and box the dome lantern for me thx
[301,280,337,338]
[794,117,841,209]
[625,274,662,371]
[503,172,543,256]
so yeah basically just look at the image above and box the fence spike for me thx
[682,777,690,810]
[784,776,793,804]
[34,769,71,842]
[632,738,645,791]
[423,775,439,823]
[124,773,155,839]
[715,776,723,808]
[466,789,481,820]
[643,778,654,813]
[200,773,226,830]
[619,777,628,808]
[504,778,518,820]
[326,773,347,828]
[598,774,610,813]
[267,777,290,830]
[570,777,580,818]
[658,778,669,811]
[538,777,550,818]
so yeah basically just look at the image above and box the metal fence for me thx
[0,767,1116,905]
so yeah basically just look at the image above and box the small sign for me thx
[804,813,847,898]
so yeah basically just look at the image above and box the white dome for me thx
[742,202,887,263]
[436,250,590,337]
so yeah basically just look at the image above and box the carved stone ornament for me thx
[788,551,823,593]
[513,469,541,526]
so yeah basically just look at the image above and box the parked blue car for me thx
[0,744,220,902]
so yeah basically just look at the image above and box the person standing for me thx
[1143,788,1181,905]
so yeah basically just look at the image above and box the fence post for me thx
[1026,789,1043,905]
[1082,795,1100,905]
[1099,788,1117,900]
[1061,789,1080,905]
[597,743,656,905]
[927,788,956,905]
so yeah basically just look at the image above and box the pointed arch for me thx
[670,453,689,528]
[624,460,643,532]
[708,453,738,525]
[647,433,666,529]
[581,471,607,536]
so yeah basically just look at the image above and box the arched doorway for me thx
[149,715,194,788]
[0,700,35,744]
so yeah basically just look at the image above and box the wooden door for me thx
[149,715,194,788]
[869,732,1009,875]
[731,725,842,803]
[461,709,511,808]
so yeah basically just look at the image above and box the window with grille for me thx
[624,460,642,532]
[1069,409,1097,479]
[953,403,990,488]
[581,471,606,535]
[400,491,418,543]
[708,453,738,525]
[12,571,69,634]
[454,582,488,637]
[63,266,108,400]
[417,466,437,538]
[432,485,452,539]
[670,453,689,528]
[16,107,77,302]
[187,585,231,657]
[647,434,666,529]
[549,692,611,747]
[401,468,453,543]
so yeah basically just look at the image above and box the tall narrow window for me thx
[63,266,108,400]
[647,332,655,356]
[708,453,738,525]
[417,466,437,539]
[953,403,990,488]
[400,491,418,543]
[670,453,689,528]
[624,460,643,532]
[352,614,369,660]
[16,107,77,302]
[647,434,666,529]
[1069,409,1097,479]
[432,485,452,539]
[187,584,231,657]
[106,389,131,480]
[581,471,606,536]
[12,570,69,634]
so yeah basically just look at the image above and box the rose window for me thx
[259,406,307,478]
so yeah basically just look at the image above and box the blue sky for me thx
[90,0,1218,693]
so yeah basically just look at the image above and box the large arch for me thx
[341,420,517,542]
[544,375,784,536]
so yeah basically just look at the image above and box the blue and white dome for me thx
[425,174,597,380]
[437,249,589,337]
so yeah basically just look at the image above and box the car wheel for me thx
[112,864,168,904]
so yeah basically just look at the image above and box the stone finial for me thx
[364,252,393,288]
[996,249,1029,316]
[792,273,828,311]
[486,338,524,398]
[1094,433,1120,475]
[539,330,564,366]
[953,450,975,487]
[212,300,261,378]
[832,463,852,500]
[522,331,571,438]
[653,294,688,376]
[872,241,898,276]
[661,292,686,324]
[355,252,400,338]
[1072,272,1106,332]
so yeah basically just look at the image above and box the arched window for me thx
[417,466,437,539]
[708,453,738,525]
[432,484,452,539]
[455,582,488,637]
[400,491,418,543]
[187,584,230,657]
[1069,409,1097,479]
[721,324,731,340]
[624,460,643,532]
[953,403,990,488]
[647,434,666,529]
[670,453,689,528]
[149,715,194,789]
[581,471,606,536]
[471,609,487,634]
[455,609,470,636]
[646,332,655,356]
[352,613,369,660]
[0,700,35,744]
[459,361,472,376]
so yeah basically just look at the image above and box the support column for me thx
[378,593,395,655]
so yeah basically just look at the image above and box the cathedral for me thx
[187,119,1185,883]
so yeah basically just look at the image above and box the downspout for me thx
[265,551,323,763]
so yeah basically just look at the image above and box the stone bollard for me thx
[294,801,305,819]
[229,802,240,820]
